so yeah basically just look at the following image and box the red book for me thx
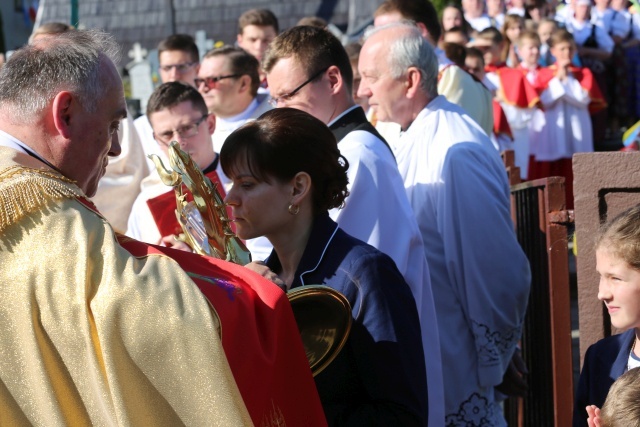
[145,170,233,237]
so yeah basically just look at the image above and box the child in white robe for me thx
[528,29,605,208]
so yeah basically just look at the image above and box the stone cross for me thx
[128,43,148,63]
[126,43,154,112]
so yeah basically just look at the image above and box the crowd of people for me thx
[1,0,639,425]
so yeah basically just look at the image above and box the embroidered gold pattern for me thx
[0,165,83,232]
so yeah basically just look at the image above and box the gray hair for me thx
[0,29,120,123]
[364,22,439,99]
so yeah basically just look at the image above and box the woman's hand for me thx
[245,261,287,291]
[586,405,601,427]
[158,235,193,252]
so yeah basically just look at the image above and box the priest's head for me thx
[0,29,127,197]
[357,22,438,131]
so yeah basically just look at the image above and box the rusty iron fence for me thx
[501,152,574,426]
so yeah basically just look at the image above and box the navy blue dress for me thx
[573,329,635,426]
[266,213,429,426]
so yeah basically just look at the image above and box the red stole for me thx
[493,99,513,140]
[534,65,607,114]
[77,197,327,426]
[146,169,229,237]
[490,65,540,108]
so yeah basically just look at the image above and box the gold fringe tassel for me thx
[0,165,83,232]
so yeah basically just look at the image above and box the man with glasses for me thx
[127,82,225,247]
[197,45,271,155]
[263,25,442,424]
[196,45,273,260]
[134,34,201,173]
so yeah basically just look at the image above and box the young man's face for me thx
[518,39,540,67]
[266,56,335,124]
[149,100,216,169]
[237,25,277,62]
[550,41,575,66]
[158,50,199,86]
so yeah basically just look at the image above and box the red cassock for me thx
[492,99,513,141]
[491,65,541,109]
[533,65,607,114]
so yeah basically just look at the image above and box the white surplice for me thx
[327,114,444,426]
[396,95,531,426]
[93,115,150,234]
[529,74,592,161]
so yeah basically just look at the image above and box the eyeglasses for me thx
[194,74,241,89]
[154,115,208,146]
[159,62,197,73]
[269,66,330,107]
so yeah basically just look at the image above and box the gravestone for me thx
[195,30,215,60]
[126,42,154,112]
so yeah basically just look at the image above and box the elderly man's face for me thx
[357,36,408,127]
[67,57,126,197]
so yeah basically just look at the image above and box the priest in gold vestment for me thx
[0,29,326,427]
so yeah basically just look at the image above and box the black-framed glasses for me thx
[269,66,330,107]
[194,74,241,89]
[159,62,197,73]
[154,115,208,146]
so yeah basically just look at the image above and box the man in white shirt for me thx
[196,45,272,259]
[358,22,531,426]
[127,82,225,248]
[263,24,443,425]
[373,0,494,145]
[197,46,272,155]
[134,34,202,173]
[463,0,493,31]
[237,8,278,64]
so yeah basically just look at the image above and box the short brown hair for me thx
[600,367,640,426]
[146,81,208,119]
[203,45,260,97]
[263,26,354,93]
[549,28,575,48]
[221,108,349,215]
[374,0,442,42]
[238,9,279,34]
[517,30,541,47]
[477,26,504,45]
[158,34,199,64]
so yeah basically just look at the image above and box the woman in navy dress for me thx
[221,108,429,426]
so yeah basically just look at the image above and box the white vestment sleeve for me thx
[437,142,531,387]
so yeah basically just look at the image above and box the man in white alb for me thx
[359,22,531,427]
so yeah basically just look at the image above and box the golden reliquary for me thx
[151,142,351,376]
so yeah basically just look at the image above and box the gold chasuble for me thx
[0,147,325,426]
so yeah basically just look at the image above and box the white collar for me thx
[217,98,259,130]
[327,105,359,127]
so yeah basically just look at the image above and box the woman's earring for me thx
[288,203,300,215]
